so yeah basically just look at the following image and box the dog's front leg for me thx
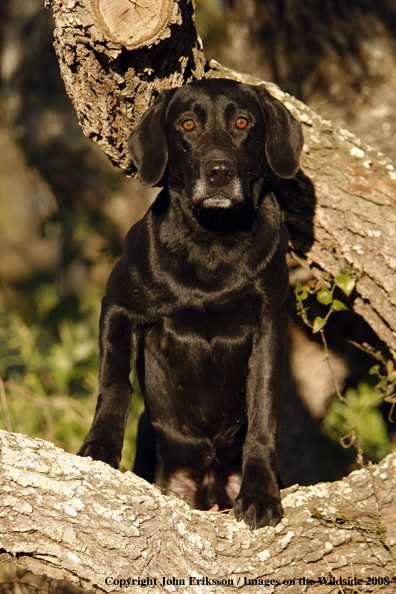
[78,297,137,468]
[234,312,288,530]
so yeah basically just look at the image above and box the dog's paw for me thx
[77,439,121,469]
[234,490,283,530]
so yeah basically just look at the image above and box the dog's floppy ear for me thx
[128,88,176,186]
[255,85,303,179]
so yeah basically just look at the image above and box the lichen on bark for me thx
[1,430,395,592]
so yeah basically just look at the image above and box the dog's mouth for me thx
[202,196,233,208]
[191,179,245,210]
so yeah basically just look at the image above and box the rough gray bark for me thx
[0,430,395,593]
[45,0,396,359]
[45,0,206,171]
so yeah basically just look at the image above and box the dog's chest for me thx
[140,305,259,432]
[145,301,260,354]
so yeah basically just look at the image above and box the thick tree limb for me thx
[45,0,396,359]
[44,0,205,171]
[0,430,395,593]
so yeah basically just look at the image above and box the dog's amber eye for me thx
[182,120,195,131]
[235,117,248,129]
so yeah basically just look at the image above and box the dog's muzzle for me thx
[192,159,242,208]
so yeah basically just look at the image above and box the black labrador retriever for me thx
[78,78,303,530]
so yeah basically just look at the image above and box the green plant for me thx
[0,287,144,471]
[294,269,394,465]
[295,271,355,335]
[322,380,394,462]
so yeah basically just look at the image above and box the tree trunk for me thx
[45,0,396,359]
[1,429,395,593]
[45,0,206,171]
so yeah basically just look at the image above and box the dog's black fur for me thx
[78,78,303,530]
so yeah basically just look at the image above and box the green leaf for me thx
[369,364,380,376]
[332,299,349,311]
[313,316,327,333]
[316,288,333,305]
[295,281,309,301]
[334,274,355,297]
[387,371,396,382]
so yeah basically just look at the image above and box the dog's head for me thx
[128,79,303,212]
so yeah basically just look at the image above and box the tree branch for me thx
[44,0,205,171]
[1,430,395,592]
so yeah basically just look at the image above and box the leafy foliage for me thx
[295,269,355,334]
[295,270,395,466]
[323,381,394,462]
[0,286,143,471]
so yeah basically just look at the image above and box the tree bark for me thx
[45,0,396,360]
[1,429,395,593]
[45,0,206,171]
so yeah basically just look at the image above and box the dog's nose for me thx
[204,160,235,187]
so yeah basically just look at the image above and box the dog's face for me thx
[129,79,303,213]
